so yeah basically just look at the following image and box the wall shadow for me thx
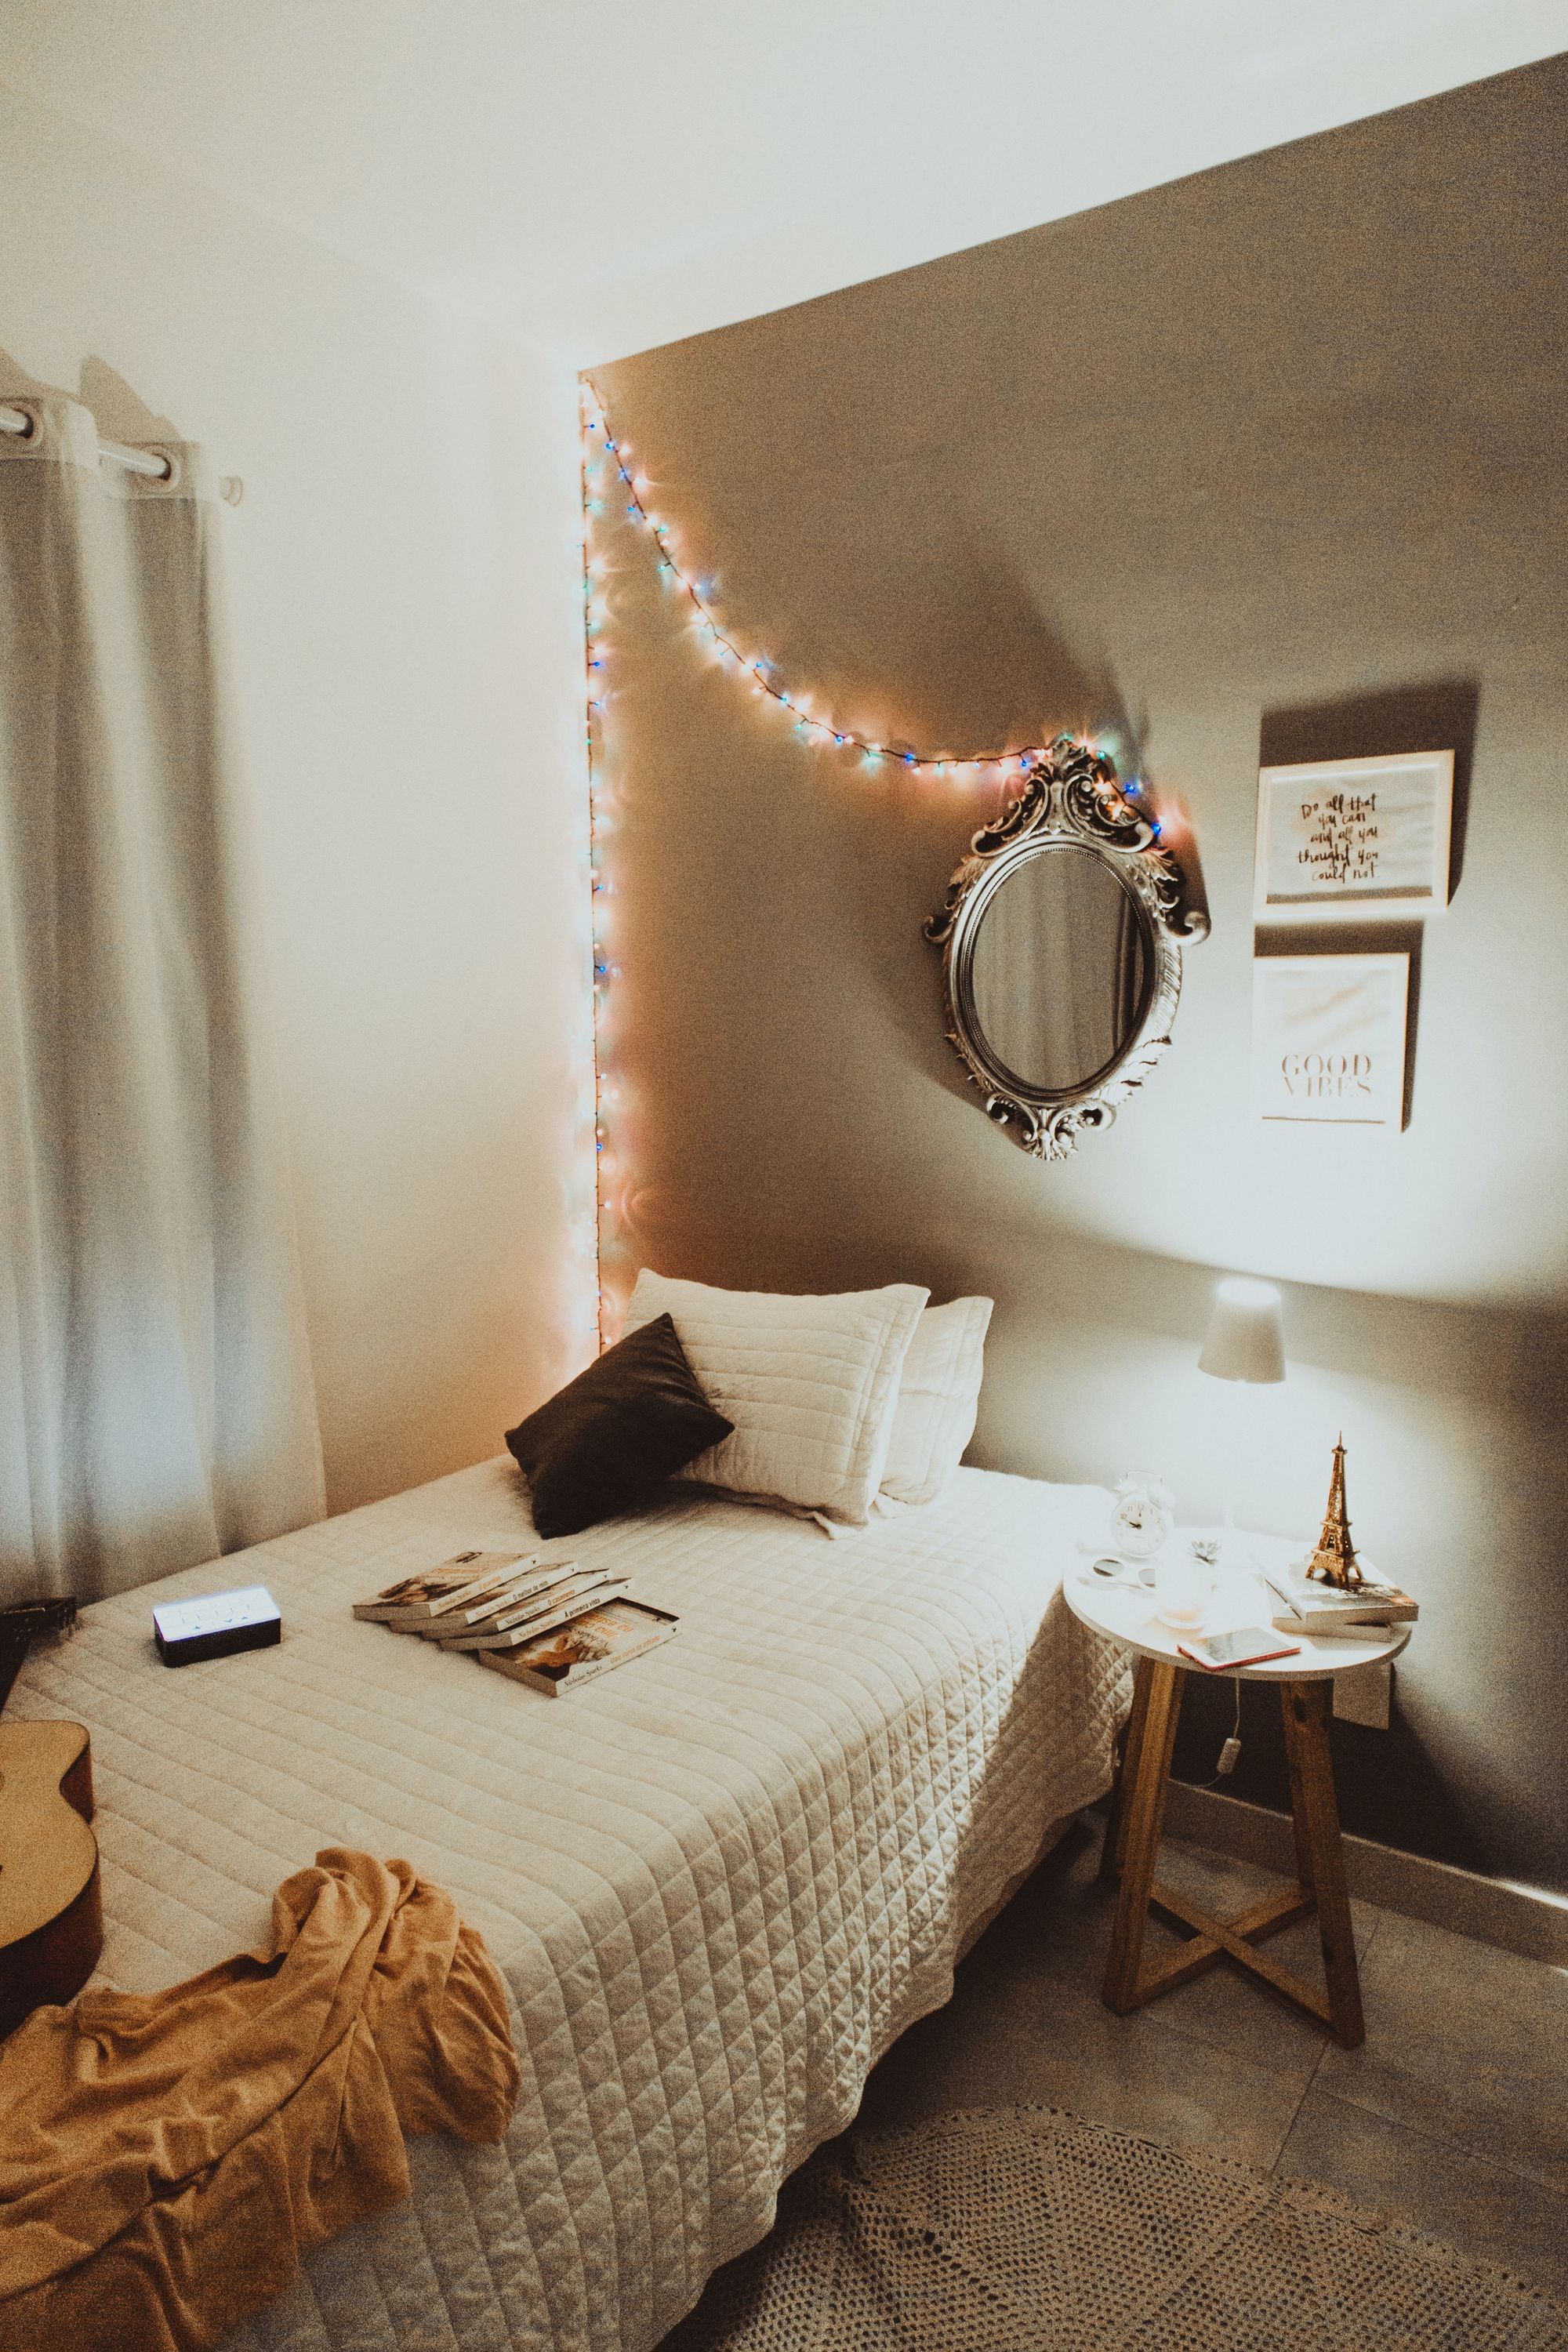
[1171,1661,1478,1867]
[0,340,71,405]
[817,556,1211,1109]
[76,358,180,444]
[0,344,182,445]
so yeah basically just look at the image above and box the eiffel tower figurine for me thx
[1305,1435,1363,1588]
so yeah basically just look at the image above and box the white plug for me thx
[1216,1736,1242,1777]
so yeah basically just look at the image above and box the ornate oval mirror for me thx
[926,736,1207,1160]
[964,843,1152,1097]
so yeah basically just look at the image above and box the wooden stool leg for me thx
[1280,1680,1317,1904]
[1102,1661,1181,2013]
[1100,1655,1155,1880]
[1280,1680,1364,2050]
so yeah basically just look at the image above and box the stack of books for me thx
[353,1549,677,1696]
[1261,1561,1418,1642]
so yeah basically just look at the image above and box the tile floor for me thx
[856,1817,1568,2300]
[666,1814,1568,2343]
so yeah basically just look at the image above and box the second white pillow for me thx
[621,1269,929,1524]
[879,1295,994,1506]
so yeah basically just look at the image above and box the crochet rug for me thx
[667,2105,1566,2351]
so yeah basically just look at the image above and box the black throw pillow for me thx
[504,1312,733,1538]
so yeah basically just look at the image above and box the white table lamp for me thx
[1198,1277,1285,1552]
[1199,1277,1286,1385]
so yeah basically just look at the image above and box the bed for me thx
[7,1454,1130,2352]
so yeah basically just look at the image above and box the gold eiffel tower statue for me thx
[1306,1435,1362,1588]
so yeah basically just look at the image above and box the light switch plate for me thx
[1333,1658,1392,1730]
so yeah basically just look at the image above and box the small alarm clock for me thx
[1109,1473,1174,1562]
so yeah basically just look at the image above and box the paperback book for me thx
[1262,1563,1418,1639]
[409,1555,586,1636]
[351,1552,534,1627]
[479,1599,678,1696]
[353,1551,674,1695]
[437,1573,632,1650]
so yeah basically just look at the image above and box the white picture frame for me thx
[1253,750,1453,923]
[1253,953,1409,1127]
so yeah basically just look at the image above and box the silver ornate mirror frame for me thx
[924,735,1209,1162]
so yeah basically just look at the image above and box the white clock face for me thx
[1110,1492,1171,1560]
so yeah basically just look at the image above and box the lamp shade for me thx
[1197,1277,1285,1385]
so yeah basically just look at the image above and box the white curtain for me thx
[0,395,325,1604]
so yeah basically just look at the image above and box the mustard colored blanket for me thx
[0,1847,520,2352]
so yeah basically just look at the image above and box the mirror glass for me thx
[967,844,1149,1095]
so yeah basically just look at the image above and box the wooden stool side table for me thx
[1068,1559,1410,2053]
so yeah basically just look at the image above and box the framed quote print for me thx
[1253,953,1409,1127]
[1254,749,1453,922]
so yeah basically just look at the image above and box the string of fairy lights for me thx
[577,375,1156,1341]
[580,377,1161,786]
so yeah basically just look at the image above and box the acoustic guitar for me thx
[0,1598,103,2041]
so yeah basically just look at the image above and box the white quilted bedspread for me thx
[9,1458,1130,2352]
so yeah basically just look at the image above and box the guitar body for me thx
[0,1719,103,2040]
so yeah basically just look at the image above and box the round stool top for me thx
[1063,1528,1411,1682]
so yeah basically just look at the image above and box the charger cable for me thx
[1196,1681,1243,1787]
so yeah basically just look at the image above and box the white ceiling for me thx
[2,0,1564,362]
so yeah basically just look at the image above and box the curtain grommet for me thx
[138,445,182,491]
[0,400,41,450]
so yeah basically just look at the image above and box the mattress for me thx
[8,1457,1131,2351]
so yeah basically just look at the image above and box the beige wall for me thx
[596,57,1568,1893]
[0,85,593,1515]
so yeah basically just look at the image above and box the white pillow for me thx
[622,1270,928,1525]
[879,1296,994,1507]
